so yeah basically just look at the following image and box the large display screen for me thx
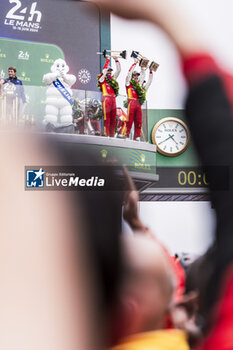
[0,0,101,89]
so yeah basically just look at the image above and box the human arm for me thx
[91,0,233,331]
[113,57,121,80]
[183,58,233,322]
[125,58,137,87]
[98,55,110,83]
[182,54,233,258]
[139,67,146,86]
[123,167,153,235]
[144,69,153,90]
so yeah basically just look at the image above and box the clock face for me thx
[151,117,190,156]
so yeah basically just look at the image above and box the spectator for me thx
[0,66,27,121]
[103,169,189,349]
[110,234,189,350]
[2,66,26,103]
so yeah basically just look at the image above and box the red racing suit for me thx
[125,64,153,140]
[98,58,121,137]
[125,63,141,139]
[116,108,127,136]
[90,119,101,135]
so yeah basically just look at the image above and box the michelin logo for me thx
[26,168,45,188]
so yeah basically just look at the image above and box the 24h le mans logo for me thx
[4,0,42,33]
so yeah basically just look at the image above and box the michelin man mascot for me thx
[43,58,76,131]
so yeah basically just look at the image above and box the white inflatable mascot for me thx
[43,58,76,127]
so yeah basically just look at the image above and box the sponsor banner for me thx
[0,37,64,85]
[53,78,73,105]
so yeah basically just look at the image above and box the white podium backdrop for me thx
[122,202,215,256]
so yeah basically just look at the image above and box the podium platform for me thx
[47,133,159,192]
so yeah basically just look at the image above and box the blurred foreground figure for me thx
[111,235,188,350]
[0,132,123,350]
[92,0,233,349]
[114,169,197,349]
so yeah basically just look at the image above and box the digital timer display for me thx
[151,167,229,190]
[177,170,209,187]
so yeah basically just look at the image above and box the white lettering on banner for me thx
[0,70,5,78]
[28,2,42,22]
[18,50,29,60]
[46,176,105,187]
[6,0,25,20]
[4,0,42,33]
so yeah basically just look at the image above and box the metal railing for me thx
[0,84,148,142]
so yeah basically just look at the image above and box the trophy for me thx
[149,61,159,72]
[131,51,150,68]
[96,49,127,59]
[131,50,139,59]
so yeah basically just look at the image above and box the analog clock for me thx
[151,117,190,156]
